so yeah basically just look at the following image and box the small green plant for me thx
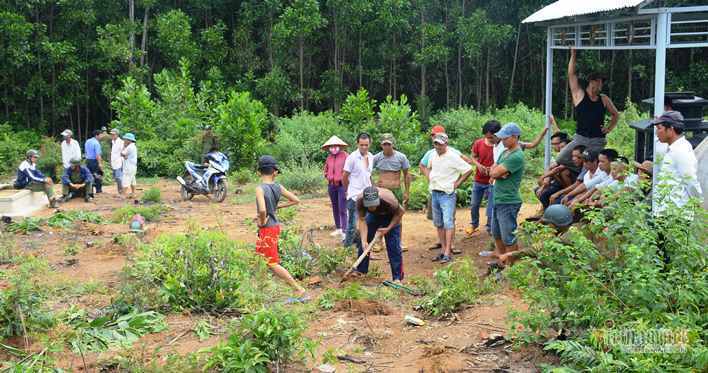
[230,168,255,185]
[141,187,162,203]
[5,217,43,234]
[0,231,15,264]
[122,228,274,313]
[205,306,313,372]
[278,227,315,280]
[112,204,166,223]
[0,257,55,338]
[278,206,298,224]
[318,283,375,310]
[63,243,80,256]
[417,259,492,317]
[47,210,103,228]
[194,319,215,341]
[277,162,326,194]
[315,246,349,275]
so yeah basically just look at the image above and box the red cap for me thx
[430,125,445,135]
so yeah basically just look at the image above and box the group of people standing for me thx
[14,127,138,206]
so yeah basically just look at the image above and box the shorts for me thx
[491,203,521,246]
[122,166,137,188]
[431,190,456,229]
[256,225,281,265]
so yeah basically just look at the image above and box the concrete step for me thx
[0,189,49,217]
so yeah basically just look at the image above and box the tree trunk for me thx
[485,47,490,109]
[140,6,150,66]
[627,50,633,100]
[268,14,274,69]
[444,60,450,108]
[508,24,521,103]
[392,33,398,98]
[358,29,363,88]
[420,7,426,99]
[457,0,465,107]
[299,35,304,110]
[476,53,481,110]
[129,0,135,67]
[333,10,339,111]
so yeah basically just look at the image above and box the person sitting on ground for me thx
[353,186,405,283]
[254,155,309,302]
[466,120,501,237]
[569,148,618,208]
[497,204,573,266]
[551,149,609,207]
[14,149,59,208]
[61,158,94,202]
[534,145,586,213]
[428,133,474,263]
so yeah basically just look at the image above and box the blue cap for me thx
[123,133,136,142]
[496,123,522,139]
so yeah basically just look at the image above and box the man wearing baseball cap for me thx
[372,133,411,249]
[652,111,702,216]
[489,123,525,259]
[353,186,405,282]
[428,132,473,263]
[60,129,81,170]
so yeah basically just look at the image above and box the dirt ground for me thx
[2,180,552,372]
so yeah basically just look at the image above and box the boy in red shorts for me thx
[255,155,308,301]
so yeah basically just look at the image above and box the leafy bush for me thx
[279,226,349,280]
[0,123,38,177]
[0,257,55,338]
[123,229,274,313]
[111,204,166,224]
[277,162,326,195]
[64,304,167,352]
[46,210,103,228]
[206,307,313,372]
[367,94,426,167]
[36,137,62,181]
[5,217,43,234]
[507,186,707,371]
[141,187,162,203]
[417,259,493,317]
[0,232,15,264]
[215,91,268,170]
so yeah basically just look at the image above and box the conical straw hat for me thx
[322,135,348,149]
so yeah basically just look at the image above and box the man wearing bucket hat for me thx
[110,129,124,194]
[60,129,81,170]
[322,135,349,240]
[120,133,138,198]
[652,111,702,216]
[61,158,94,202]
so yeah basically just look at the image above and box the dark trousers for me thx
[328,183,347,230]
[86,159,102,193]
[355,213,403,281]
[539,181,563,209]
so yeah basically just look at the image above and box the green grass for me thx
[141,187,162,203]
[111,204,167,224]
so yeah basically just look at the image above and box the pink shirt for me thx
[324,151,348,185]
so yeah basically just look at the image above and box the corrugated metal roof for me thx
[522,0,651,24]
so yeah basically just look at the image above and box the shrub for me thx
[0,257,55,338]
[111,204,166,224]
[417,259,493,317]
[507,186,707,371]
[215,91,268,170]
[123,229,274,313]
[0,123,37,176]
[5,217,43,234]
[47,210,103,228]
[141,187,162,203]
[206,307,313,372]
[277,162,326,195]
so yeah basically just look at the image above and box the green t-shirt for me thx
[494,148,525,204]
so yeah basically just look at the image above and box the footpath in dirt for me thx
[5,180,549,372]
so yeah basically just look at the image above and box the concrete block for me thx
[0,189,49,217]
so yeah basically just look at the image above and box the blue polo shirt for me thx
[85,137,102,160]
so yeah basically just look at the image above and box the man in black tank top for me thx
[555,48,620,171]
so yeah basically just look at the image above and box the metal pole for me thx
[652,11,668,213]
[544,27,553,169]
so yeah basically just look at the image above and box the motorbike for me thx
[176,152,229,202]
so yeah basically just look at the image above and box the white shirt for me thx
[343,150,373,200]
[583,168,610,190]
[121,143,138,171]
[493,142,506,163]
[61,139,82,169]
[428,149,473,194]
[654,136,702,216]
[111,138,124,170]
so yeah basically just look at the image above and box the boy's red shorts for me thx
[256,225,281,265]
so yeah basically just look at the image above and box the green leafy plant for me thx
[63,243,80,256]
[417,259,493,317]
[122,228,273,313]
[64,304,167,353]
[47,210,103,228]
[205,307,313,372]
[5,217,43,234]
[318,283,375,310]
[0,257,55,338]
[194,319,215,341]
[141,187,162,203]
[277,162,326,195]
[111,204,166,224]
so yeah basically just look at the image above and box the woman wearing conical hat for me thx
[322,135,349,240]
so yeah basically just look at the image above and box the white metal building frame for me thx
[522,2,708,172]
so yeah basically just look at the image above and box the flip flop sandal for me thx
[427,243,442,250]
[439,255,452,264]
[431,253,445,262]
[452,248,462,255]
